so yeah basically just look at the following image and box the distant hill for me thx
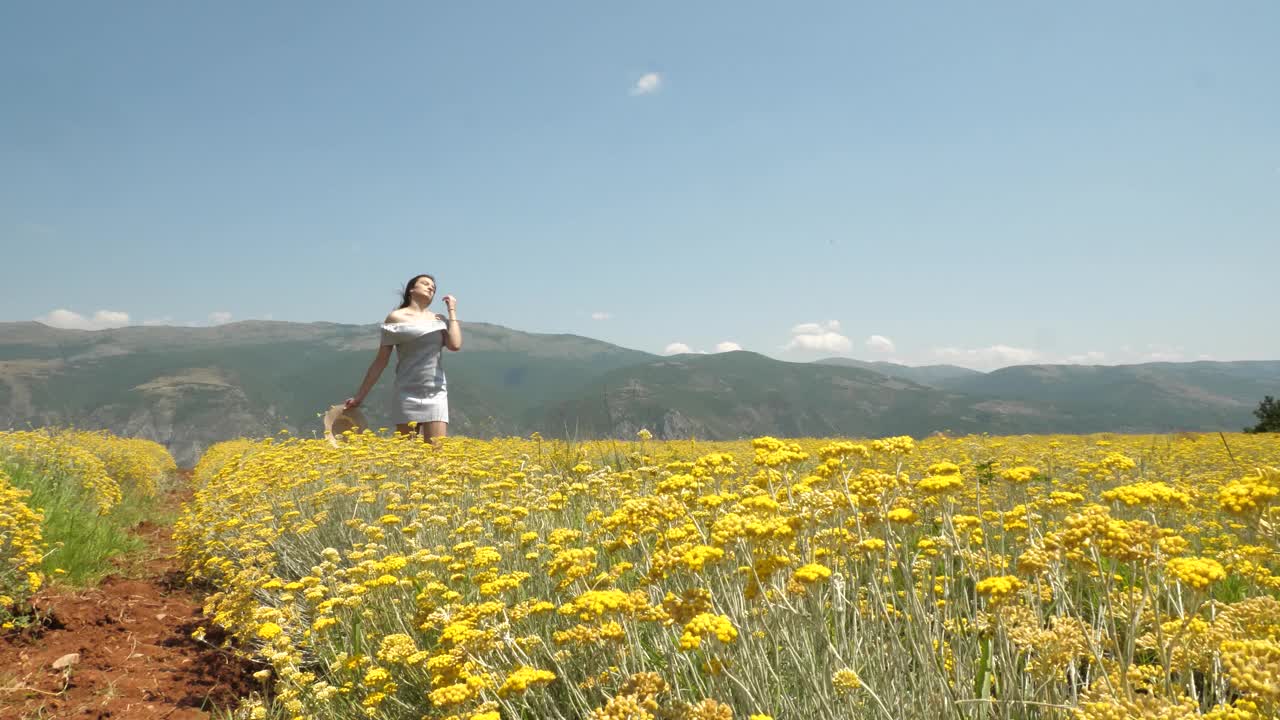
[814,357,983,387]
[537,351,1053,440]
[1,321,1275,465]
[933,361,1280,433]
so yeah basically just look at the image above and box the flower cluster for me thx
[0,467,45,612]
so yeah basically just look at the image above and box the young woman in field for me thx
[345,274,462,442]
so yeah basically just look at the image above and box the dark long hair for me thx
[398,274,436,309]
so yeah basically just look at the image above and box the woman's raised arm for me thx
[442,295,462,351]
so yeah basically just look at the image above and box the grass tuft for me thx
[3,463,173,586]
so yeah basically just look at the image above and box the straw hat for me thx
[322,403,368,447]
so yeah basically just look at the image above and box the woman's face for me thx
[412,276,436,304]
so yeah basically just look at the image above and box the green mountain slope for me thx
[814,357,983,387]
[537,351,1057,439]
[935,362,1280,432]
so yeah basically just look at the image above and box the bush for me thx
[1245,395,1280,433]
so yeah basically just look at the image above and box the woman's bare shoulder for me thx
[384,309,440,324]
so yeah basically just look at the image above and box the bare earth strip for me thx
[0,483,259,719]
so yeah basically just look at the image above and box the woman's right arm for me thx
[346,344,394,408]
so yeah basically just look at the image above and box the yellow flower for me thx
[887,507,918,524]
[679,613,738,651]
[792,563,832,584]
[1221,639,1280,703]
[1166,556,1227,590]
[918,462,964,494]
[363,666,391,686]
[1000,466,1039,484]
[1218,467,1280,515]
[376,633,418,663]
[682,545,725,572]
[1102,481,1191,509]
[498,666,556,697]
[832,668,862,692]
[975,575,1025,606]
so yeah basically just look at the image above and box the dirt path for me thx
[0,487,259,719]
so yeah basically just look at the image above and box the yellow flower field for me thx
[177,432,1279,720]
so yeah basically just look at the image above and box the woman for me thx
[345,274,462,442]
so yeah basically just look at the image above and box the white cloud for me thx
[714,341,742,353]
[932,344,1041,370]
[142,316,174,327]
[784,320,851,353]
[894,342,1216,369]
[94,310,129,326]
[590,311,611,321]
[208,311,233,325]
[866,335,896,353]
[791,320,840,335]
[1065,351,1106,364]
[664,342,692,355]
[630,72,662,96]
[35,309,131,330]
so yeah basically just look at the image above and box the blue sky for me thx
[2,2,1276,370]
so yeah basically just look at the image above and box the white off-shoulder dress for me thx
[379,317,449,424]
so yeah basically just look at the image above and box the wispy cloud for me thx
[866,335,896,353]
[630,72,662,96]
[928,343,1211,369]
[1065,351,1106,364]
[932,344,1040,370]
[142,316,174,327]
[662,340,738,355]
[208,311,233,325]
[784,320,851,353]
[35,309,131,330]
[590,311,611,321]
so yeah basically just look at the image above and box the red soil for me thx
[0,489,260,719]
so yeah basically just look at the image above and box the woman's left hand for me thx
[442,295,458,313]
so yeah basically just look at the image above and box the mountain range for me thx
[1,320,1275,466]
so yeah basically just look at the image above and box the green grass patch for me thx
[3,462,171,586]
